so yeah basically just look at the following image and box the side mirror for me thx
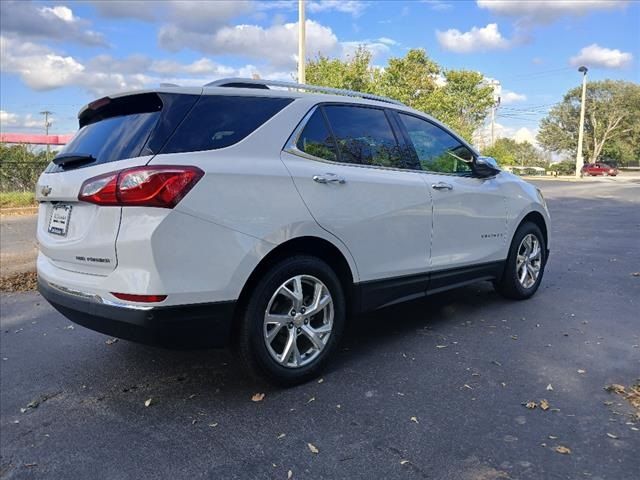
[474,156,501,177]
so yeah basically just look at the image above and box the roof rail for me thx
[205,78,405,106]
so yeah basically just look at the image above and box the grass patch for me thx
[0,191,36,208]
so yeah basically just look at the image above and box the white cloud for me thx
[501,90,527,104]
[341,41,390,60]
[42,6,75,22]
[570,44,633,69]
[421,0,453,11]
[0,1,105,46]
[436,23,510,53]
[159,20,339,67]
[0,110,43,131]
[477,0,628,25]
[513,127,537,144]
[0,36,86,90]
[377,37,398,46]
[307,0,368,16]
[0,36,292,96]
[473,122,539,149]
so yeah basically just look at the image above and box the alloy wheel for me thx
[516,234,542,289]
[263,275,334,368]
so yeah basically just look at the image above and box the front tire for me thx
[237,255,345,386]
[495,222,546,300]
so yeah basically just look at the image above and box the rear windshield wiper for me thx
[52,153,97,167]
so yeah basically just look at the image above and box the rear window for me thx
[47,93,198,173]
[161,95,293,154]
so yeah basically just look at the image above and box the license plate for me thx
[48,204,72,236]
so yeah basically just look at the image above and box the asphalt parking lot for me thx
[1,179,639,480]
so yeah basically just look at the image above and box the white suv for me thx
[36,78,549,385]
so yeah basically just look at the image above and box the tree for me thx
[0,144,51,192]
[423,70,495,141]
[538,80,640,166]
[482,139,516,166]
[305,48,495,142]
[306,47,378,94]
[482,138,547,168]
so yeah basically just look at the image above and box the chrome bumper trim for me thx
[45,280,155,311]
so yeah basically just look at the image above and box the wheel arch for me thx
[519,211,548,249]
[235,236,357,320]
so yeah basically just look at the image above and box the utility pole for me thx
[298,0,306,84]
[575,66,588,178]
[487,79,501,146]
[40,110,53,160]
[490,104,496,147]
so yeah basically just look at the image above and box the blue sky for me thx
[1,0,638,146]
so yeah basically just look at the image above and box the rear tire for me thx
[237,255,345,386]
[494,222,546,300]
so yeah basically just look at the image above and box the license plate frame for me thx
[48,204,72,236]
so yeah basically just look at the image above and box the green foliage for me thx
[306,47,378,94]
[548,159,576,176]
[537,80,640,166]
[482,138,547,167]
[306,48,495,142]
[423,70,495,141]
[0,144,52,193]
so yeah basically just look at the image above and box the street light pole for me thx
[575,66,588,178]
[298,0,306,84]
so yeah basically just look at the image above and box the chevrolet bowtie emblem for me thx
[41,185,52,197]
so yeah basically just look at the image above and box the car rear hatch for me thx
[36,89,201,275]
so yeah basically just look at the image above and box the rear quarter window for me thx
[161,95,293,154]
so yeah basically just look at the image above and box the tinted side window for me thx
[162,96,293,154]
[296,109,337,162]
[323,105,403,168]
[399,113,474,175]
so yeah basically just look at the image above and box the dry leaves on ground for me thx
[540,399,550,411]
[307,443,319,454]
[605,383,640,414]
[525,401,537,409]
[251,393,265,402]
[554,445,571,455]
[0,271,37,292]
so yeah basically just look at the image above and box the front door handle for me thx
[313,173,346,184]
[431,181,453,190]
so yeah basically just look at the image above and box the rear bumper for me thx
[38,278,236,349]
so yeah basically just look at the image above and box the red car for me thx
[581,163,618,176]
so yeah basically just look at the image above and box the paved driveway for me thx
[1,180,639,479]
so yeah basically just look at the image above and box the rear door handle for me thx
[313,173,346,184]
[431,181,453,190]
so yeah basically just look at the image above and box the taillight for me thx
[78,166,203,208]
[111,292,167,303]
